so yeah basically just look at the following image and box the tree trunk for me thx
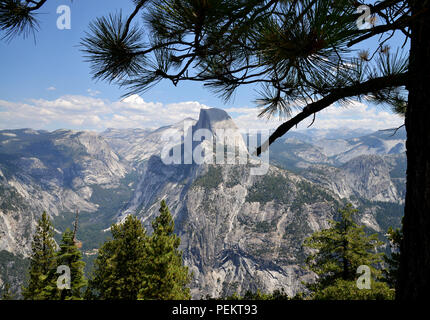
[398,0,430,300]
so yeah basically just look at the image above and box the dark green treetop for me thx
[22,211,57,300]
[86,214,148,299]
[303,203,390,299]
[139,200,191,300]
[383,226,402,289]
[48,228,87,300]
[1,282,14,300]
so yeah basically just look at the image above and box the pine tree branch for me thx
[27,0,47,11]
[347,13,414,47]
[347,5,429,48]
[254,72,408,156]
[121,0,148,42]
[363,0,405,15]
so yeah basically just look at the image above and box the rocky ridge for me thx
[0,110,405,297]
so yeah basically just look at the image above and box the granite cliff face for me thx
[0,110,405,298]
[0,130,126,256]
[269,127,406,205]
[108,109,404,298]
[118,154,339,297]
[101,119,196,164]
[300,154,405,204]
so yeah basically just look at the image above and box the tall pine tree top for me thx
[139,200,191,300]
[86,214,148,300]
[304,204,384,293]
[152,200,176,238]
[49,228,87,300]
[1,283,14,300]
[22,211,57,300]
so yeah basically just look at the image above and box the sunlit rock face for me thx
[0,111,405,298]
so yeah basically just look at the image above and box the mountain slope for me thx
[0,129,129,255]
[0,112,405,298]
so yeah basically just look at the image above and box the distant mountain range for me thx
[0,109,405,298]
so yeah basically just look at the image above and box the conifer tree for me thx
[303,204,392,299]
[86,215,148,300]
[47,229,87,300]
[312,279,394,300]
[383,226,402,289]
[138,200,191,300]
[3,0,430,299]
[1,282,14,300]
[22,211,57,300]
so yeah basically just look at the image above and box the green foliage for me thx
[303,204,386,299]
[372,201,404,234]
[1,282,14,300]
[246,176,335,209]
[78,0,408,122]
[53,210,109,253]
[383,226,402,289]
[0,184,30,215]
[0,250,29,298]
[313,279,394,300]
[89,180,136,218]
[389,156,407,179]
[139,200,191,300]
[241,288,290,300]
[254,221,274,233]
[47,229,87,300]
[225,166,242,188]
[284,212,313,241]
[81,12,146,83]
[192,166,223,189]
[86,201,191,300]
[269,141,318,173]
[53,172,139,253]
[22,212,57,300]
[246,174,291,204]
[210,288,291,300]
[291,181,335,212]
[1,0,414,299]
[0,0,40,42]
[86,215,148,300]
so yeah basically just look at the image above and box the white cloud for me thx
[46,86,56,91]
[0,94,404,133]
[229,100,404,133]
[315,100,404,130]
[87,89,101,97]
[122,94,145,104]
[0,94,208,131]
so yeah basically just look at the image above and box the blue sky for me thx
[0,0,407,133]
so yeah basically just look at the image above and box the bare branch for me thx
[254,72,409,156]
[121,0,148,42]
[347,13,415,47]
